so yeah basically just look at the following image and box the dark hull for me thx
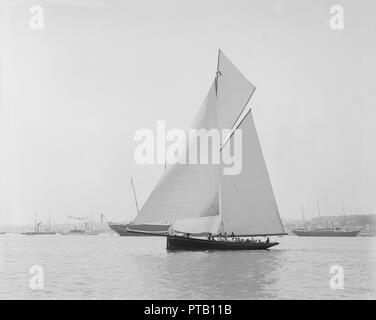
[292,229,360,237]
[166,235,278,251]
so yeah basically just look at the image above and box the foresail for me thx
[133,81,220,225]
[220,111,285,236]
[216,50,256,133]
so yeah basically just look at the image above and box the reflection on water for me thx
[0,235,375,299]
[162,250,283,299]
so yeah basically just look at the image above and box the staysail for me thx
[220,110,285,236]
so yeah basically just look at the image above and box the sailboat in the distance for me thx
[20,213,56,235]
[61,215,99,235]
[128,50,287,250]
[292,202,361,237]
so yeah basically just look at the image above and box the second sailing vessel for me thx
[21,213,56,235]
[61,216,99,235]
[107,178,170,236]
[292,203,361,237]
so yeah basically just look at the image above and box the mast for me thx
[215,49,221,96]
[131,178,140,215]
[216,51,223,235]
[164,146,167,171]
[300,204,305,226]
[317,200,322,226]
[218,183,224,235]
[342,203,346,227]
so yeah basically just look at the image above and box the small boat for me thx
[20,213,56,235]
[21,231,56,235]
[61,229,92,235]
[61,216,99,235]
[128,50,287,250]
[292,203,360,237]
[61,230,99,235]
[61,228,99,236]
[292,228,360,237]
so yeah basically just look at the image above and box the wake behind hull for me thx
[166,235,278,251]
[292,230,360,237]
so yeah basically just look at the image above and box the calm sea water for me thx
[0,234,375,299]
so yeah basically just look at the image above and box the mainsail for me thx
[132,81,220,225]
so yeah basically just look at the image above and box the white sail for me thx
[220,111,285,236]
[172,215,222,235]
[134,51,284,238]
[216,50,256,133]
[133,81,220,225]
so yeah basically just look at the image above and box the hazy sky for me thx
[0,0,375,225]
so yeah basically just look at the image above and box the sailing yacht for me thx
[292,203,361,237]
[107,178,170,236]
[61,216,99,235]
[20,214,56,235]
[130,50,286,250]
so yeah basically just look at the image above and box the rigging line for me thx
[229,85,256,130]
[216,48,221,72]
[131,178,140,215]
[218,94,256,151]
[219,107,252,152]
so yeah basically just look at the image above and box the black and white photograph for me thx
[0,0,375,303]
